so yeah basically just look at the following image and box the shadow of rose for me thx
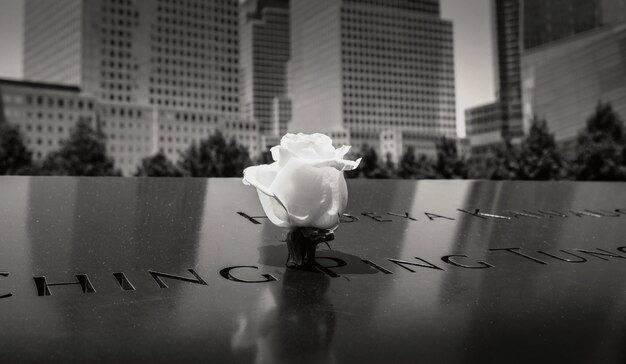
[258,244,379,275]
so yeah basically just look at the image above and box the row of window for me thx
[341,8,448,29]
[343,91,455,100]
[155,25,237,41]
[150,75,238,85]
[346,118,456,126]
[345,110,455,119]
[24,95,94,110]
[153,37,238,55]
[157,0,237,10]
[101,60,140,71]
[148,99,238,111]
[343,55,454,68]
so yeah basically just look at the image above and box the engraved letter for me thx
[314,257,348,278]
[537,209,568,218]
[441,255,493,269]
[149,269,207,289]
[489,248,547,265]
[361,259,393,274]
[585,209,620,217]
[340,213,360,223]
[387,212,417,221]
[574,249,626,261]
[33,274,96,296]
[0,271,12,299]
[506,210,543,219]
[237,212,265,224]
[457,208,511,220]
[387,257,444,273]
[424,212,454,221]
[113,272,136,291]
[361,212,392,222]
[537,250,587,263]
[219,266,277,283]
[568,210,602,218]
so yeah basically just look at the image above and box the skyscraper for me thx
[522,23,626,145]
[466,0,622,154]
[493,0,523,138]
[288,0,456,159]
[23,0,254,175]
[239,0,289,138]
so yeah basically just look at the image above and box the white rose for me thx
[243,133,361,230]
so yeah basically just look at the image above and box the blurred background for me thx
[0,0,625,180]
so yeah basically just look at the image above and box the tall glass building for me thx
[288,0,456,160]
[522,24,626,144]
[239,0,289,139]
[466,0,625,154]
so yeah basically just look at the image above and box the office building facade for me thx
[23,0,256,175]
[464,101,503,154]
[288,0,456,161]
[0,79,96,161]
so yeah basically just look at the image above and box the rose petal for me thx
[257,190,290,227]
[310,169,347,229]
[306,157,362,171]
[334,145,351,159]
[270,145,281,162]
[242,163,278,197]
[270,157,343,229]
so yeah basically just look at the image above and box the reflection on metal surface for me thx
[232,269,336,364]
[0,177,625,362]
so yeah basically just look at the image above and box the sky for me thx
[0,0,495,137]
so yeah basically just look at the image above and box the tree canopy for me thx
[135,152,182,177]
[570,103,626,180]
[40,118,119,176]
[178,131,251,177]
[0,123,33,175]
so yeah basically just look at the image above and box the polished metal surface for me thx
[0,177,625,363]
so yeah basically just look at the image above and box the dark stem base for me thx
[286,227,335,269]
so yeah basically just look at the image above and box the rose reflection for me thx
[232,269,336,364]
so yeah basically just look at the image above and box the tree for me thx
[466,154,492,179]
[178,131,252,177]
[487,137,520,180]
[383,152,397,178]
[570,102,626,180]
[517,117,564,180]
[397,146,435,179]
[0,122,33,175]
[41,118,119,176]
[347,144,390,179]
[257,148,274,165]
[434,136,467,179]
[135,152,182,177]
[0,90,6,125]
